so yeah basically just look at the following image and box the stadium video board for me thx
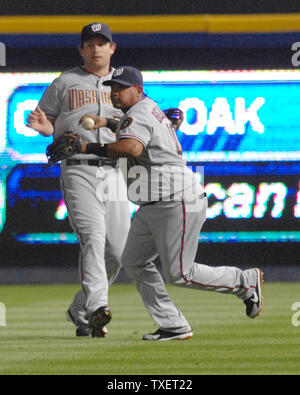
[0,70,299,244]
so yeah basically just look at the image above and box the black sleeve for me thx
[106,118,119,133]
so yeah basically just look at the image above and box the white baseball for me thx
[81,117,95,130]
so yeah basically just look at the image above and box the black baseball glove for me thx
[46,132,84,164]
[164,108,184,131]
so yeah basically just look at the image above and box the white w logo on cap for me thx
[114,68,124,77]
[91,24,102,32]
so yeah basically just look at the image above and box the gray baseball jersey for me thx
[116,97,202,205]
[39,66,123,159]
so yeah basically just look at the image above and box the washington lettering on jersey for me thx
[68,89,112,111]
[100,91,113,106]
[151,106,166,123]
[68,89,97,111]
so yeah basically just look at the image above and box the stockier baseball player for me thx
[26,24,131,338]
[46,66,264,342]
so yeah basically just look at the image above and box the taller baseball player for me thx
[26,24,131,338]
[46,66,264,341]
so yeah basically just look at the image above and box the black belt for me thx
[142,192,207,207]
[66,159,118,168]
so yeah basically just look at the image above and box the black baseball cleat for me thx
[143,328,193,341]
[244,268,264,319]
[90,306,112,338]
[76,325,92,337]
[66,309,92,337]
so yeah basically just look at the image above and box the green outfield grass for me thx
[0,282,299,375]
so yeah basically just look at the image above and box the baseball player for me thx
[26,23,131,338]
[46,66,264,341]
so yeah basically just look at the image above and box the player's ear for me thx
[78,45,84,58]
[110,42,117,55]
[137,86,144,97]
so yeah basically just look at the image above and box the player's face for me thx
[79,36,116,72]
[110,84,143,110]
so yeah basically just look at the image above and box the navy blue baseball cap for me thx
[103,66,144,87]
[81,22,113,44]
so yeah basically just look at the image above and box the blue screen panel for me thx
[144,82,300,154]
[7,84,49,154]
[0,70,299,244]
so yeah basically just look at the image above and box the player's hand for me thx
[26,106,54,136]
[46,132,85,164]
[80,114,108,130]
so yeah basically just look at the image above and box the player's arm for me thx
[82,138,144,159]
[26,106,55,137]
[27,81,62,137]
[46,135,144,164]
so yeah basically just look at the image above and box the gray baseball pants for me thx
[122,197,258,333]
[61,161,131,325]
